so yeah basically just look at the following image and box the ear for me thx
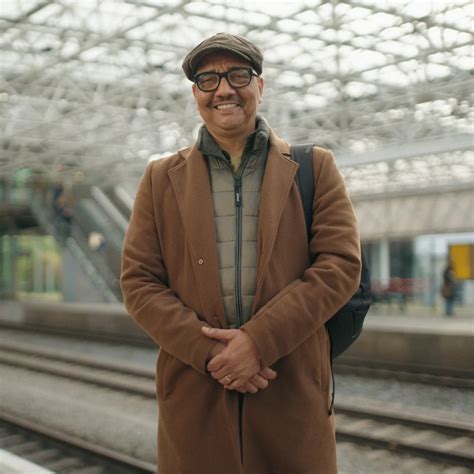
[257,76,264,103]
[192,83,197,98]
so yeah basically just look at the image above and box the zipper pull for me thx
[235,181,242,207]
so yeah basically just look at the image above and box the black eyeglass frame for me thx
[193,67,258,92]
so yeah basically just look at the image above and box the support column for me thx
[33,238,43,294]
[379,239,390,287]
[45,258,56,294]
[0,236,4,297]
[2,235,17,299]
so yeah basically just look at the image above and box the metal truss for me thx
[0,0,472,196]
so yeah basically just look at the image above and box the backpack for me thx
[291,144,372,359]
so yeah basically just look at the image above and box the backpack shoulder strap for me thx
[290,144,314,241]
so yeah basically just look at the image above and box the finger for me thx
[218,376,230,386]
[249,374,268,390]
[259,367,277,379]
[218,374,236,386]
[202,327,237,342]
[210,368,232,380]
[259,367,277,380]
[206,354,226,373]
[244,382,259,394]
[209,341,227,358]
[235,386,247,393]
[227,377,247,391]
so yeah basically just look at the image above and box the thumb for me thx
[202,327,236,342]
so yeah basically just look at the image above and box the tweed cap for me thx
[182,32,263,80]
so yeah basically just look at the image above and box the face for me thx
[192,52,264,139]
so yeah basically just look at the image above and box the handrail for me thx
[113,186,133,217]
[91,186,128,234]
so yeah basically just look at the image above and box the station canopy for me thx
[1,0,472,196]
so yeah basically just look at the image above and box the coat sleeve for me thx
[242,148,361,368]
[120,162,217,375]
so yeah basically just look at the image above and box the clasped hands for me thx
[202,327,277,394]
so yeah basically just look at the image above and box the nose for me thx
[215,75,236,95]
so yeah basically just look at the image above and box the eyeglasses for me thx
[194,67,258,92]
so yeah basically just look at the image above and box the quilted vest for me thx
[198,118,269,327]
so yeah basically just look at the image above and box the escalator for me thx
[30,184,136,303]
[72,198,123,298]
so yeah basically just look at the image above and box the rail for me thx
[0,412,155,473]
[0,341,473,469]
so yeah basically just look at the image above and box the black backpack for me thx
[291,144,372,359]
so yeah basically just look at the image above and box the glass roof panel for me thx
[0,0,472,194]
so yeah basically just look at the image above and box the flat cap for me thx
[182,32,263,81]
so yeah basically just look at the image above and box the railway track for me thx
[0,342,155,397]
[0,412,155,473]
[1,342,473,470]
[334,358,474,389]
[335,401,474,469]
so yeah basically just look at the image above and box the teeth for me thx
[216,103,238,110]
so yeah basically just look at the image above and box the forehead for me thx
[195,51,252,74]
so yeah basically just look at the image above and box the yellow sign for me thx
[449,244,474,280]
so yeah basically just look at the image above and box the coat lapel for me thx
[254,131,298,304]
[168,145,227,328]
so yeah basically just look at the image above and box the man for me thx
[441,260,456,316]
[121,32,361,474]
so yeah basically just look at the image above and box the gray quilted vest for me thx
[198,118,269,327]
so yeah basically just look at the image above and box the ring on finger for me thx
[224,375,232,385]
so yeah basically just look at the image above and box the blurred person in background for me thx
[441,260,456,316]
[387,277,407,313]
[88,231,106,253]
[121,33,361,473]
[51,183,73,240]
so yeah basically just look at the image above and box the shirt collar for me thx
[197,115,270,170]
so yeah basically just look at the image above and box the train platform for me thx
[0,299,472,374]
[343,309,473,374]
[0,298,472,325]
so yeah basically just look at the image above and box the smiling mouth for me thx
[214,103,240,110]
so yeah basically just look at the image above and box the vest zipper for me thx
[234,169,247,468]
[218,155,249,330]
[234,177,243,328]
[219,152,252,466]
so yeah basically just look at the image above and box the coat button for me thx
[198,259,204,265]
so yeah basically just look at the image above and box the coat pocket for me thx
[316,327,331,392]
[156,349,169,400]
[156,352,188,400]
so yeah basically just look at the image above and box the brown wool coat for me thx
[120,129,361,474]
